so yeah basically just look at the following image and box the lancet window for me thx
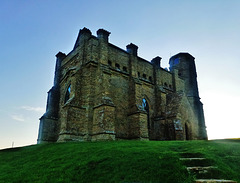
[64,84,71,103]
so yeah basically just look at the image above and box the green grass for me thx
[0,140,240,183]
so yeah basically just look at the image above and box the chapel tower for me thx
[169,53,207,139]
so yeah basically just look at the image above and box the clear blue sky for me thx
[1,0,240,149]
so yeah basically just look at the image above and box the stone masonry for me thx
[37,27,207,143]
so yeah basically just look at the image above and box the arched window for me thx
[108,60,112,66]
[123,66,127,72]
[64,84,71,103]
[143,74,147,79]
[142,98,149,112]
[115,63,120,70]
[149,76,152,82]
[138,72,140,77]
[142,98,150,130]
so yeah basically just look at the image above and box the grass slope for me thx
[0,140,240,183]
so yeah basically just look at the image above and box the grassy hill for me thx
[0,140,240,183]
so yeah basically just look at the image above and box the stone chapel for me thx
[37,28,207,143]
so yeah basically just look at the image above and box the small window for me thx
[142,98,149,112]
[169,84,172,89]
[149,76,152,82]
[108,60,112,66]
[115,63,120,70]
[164,82,168,87]
[178,69,183,77]
[64,85,71,103]
[123,66,127,72]
[143,74,147,79]
[138,72,140,77]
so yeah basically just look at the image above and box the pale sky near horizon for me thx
[1,0,240,149]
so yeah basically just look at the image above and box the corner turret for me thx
[169,53,199,98]
[169,53,207,140]
[73,27,92,49]
[54,52,66,86]
[97,29,111,42]
[151,56,162,68]
[37,52,66,144]
[126,43,138,56]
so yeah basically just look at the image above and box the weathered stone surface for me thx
[37,27,207,143]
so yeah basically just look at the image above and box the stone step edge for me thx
[195,179,237,183]
[187,166,218,174]
[187,166,217,170]
[180,158,206,160]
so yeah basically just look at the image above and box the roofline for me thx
[170,52,195,61]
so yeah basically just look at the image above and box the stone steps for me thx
[180,158,206,161]
[186,166,217,174]
[179,153,237,183]
[195,179,237,183]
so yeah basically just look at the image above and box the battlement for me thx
[73,28,163,68]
